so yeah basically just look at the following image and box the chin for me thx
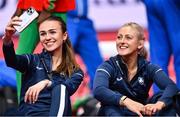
[119,54,128,56]
[118,51,128,56]
[44,48,55,52]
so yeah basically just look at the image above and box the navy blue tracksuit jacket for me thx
[93,55,179,116]
[3,42,84,116]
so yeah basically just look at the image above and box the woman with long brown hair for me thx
[2,15,83,116]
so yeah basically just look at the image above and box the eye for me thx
[126,35,133,40]
[40,32,46,36]
[49,31,56,34]
[117,35,122,40]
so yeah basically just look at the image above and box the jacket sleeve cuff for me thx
[47,79,56,89]
[48,78,64,90]
[158,98,172,107]
[115,92,123,106]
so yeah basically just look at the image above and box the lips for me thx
[45,41,55,46]
[120,46,128,49]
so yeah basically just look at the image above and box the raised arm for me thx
[2,16,29,73]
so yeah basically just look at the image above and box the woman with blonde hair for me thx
[93,22,179,116]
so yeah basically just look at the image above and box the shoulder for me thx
[96,56,117,77]
[72,68,84,78]
[23,54,41,68]
[99,56,116,70]
[146,62,163,74]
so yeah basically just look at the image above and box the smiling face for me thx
[39,20,67,52]
[116,25,144,58]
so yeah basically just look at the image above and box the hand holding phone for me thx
[13,7,39,32]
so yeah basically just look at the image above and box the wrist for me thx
[46,80,52,87]
[41,79,51,87]
[156,101,165,109]
[2,35,12,45]
[120,96,127,106]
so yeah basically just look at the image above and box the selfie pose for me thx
[14,0,75,101]
[2,16,83,116]
[93,22,179,116]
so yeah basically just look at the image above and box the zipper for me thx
[116,60,124,76]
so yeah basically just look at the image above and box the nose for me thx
[120,37,125,43]
[45,33,51,40]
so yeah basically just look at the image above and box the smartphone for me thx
[14,7,39,32]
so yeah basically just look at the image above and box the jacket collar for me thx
[115,54,148,71]
[40,49,52,60]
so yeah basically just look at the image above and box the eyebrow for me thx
[39,29,57,33]
[118,33,133,36]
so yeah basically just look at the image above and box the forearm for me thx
[3,39,17,68]
[2,35,13,45]
[49,69,84,96]
[93,67,121,106]
[93,86,122,106]
[3,41,30,73]
[153,70,179,106]
[62,70,84,96]
[158,84,179,106]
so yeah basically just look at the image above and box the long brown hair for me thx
[39,16,80,76]
[121,22,148,59]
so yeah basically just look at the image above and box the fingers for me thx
[145,106,151,115]
[24,90,28,103]
[144,106,155,116]
[24,81,47,104]
[25,87,39,104]
[136,111,143,117]
[25,88,32,104]
[152,108,157,115]
[32,89,37,103]
[4,16,22,37]
[12,16,22,23]
[7,16,22,30]
[35,91,40,102]
[9,16,21,26]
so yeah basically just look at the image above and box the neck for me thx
[122,53,138,81]
[122,54,137,68]
[51,47,62,71]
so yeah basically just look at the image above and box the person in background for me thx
[0,61,16,89]
[67,0,103,90]
[13,0,75,101]
[93,22,179,116]
[2,15,83,116]
[142,0,180,92]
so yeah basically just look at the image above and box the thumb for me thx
[136,111,143,117]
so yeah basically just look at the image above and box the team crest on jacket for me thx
[138,77,144,85]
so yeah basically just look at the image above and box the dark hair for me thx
[121,22,148,59]
[39,16,80,76]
